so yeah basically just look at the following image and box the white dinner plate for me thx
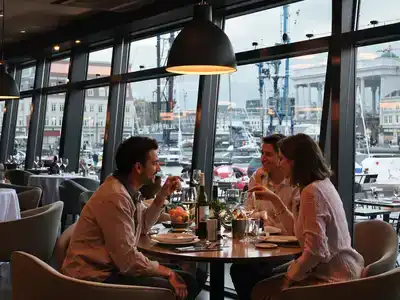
[254,243,278,249]
[266,235,298,243]
[151,238,200,246]
[152,233,196,243]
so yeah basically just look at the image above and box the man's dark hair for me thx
[115,136,158,176]
[261,134,285,153]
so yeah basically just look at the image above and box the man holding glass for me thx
[62,136,199,300]
[230,134,299,300]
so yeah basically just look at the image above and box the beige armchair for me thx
[354,219,398,277]
[12,251,176,300]
[0,201,63,262]
[276,267,400,300]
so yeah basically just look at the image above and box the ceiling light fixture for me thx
[53,45,60,51]
[0,0,19,99]
[20,30,26,34]
[75,40,81,44]
[166,1,237,75]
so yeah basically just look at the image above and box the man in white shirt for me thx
[231,134,299,300]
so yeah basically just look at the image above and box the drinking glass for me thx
[394,187,400,199]
[240,218,259,243]
[63,158,69,173]
[33,156,39,169]
[57,158,63,175]
[192,169,201,185]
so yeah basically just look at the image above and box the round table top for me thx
[138,234,301,263]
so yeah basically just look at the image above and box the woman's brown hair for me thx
[278,133,331,188]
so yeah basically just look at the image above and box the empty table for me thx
[0,188,20,222]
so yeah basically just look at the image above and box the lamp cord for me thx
[1,0,4,62]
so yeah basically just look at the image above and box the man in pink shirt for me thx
[62,136,199,300]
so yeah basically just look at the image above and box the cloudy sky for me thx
[89,0,400,111]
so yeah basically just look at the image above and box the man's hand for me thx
[168,272,188,300]
[158,176,182,200]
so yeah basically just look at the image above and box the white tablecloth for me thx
[0,188,20,222]
[27,174,99,206]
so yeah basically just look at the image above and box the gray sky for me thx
[88,0,400,110]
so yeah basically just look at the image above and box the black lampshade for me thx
[0,65,19,99]
[166,3,237,75]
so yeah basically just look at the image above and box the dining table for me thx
[0,188,20,222]
[27,173,99,205]
[138,228,301,299]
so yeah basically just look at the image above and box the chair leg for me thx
[61,213,67,232]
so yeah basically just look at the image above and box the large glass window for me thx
[123,75,199,176]
[215,52,327,181]
[353,40,400,227]
[14,97,33,162]
[355,40,400,181]
[42,93,66,160]
[20,65,36,91]
[129,30,179,71]
[87,47,113,79]
[79,87,109,177]
[358,0,400,30]
[225,0,331,53]
[48,58,70,86]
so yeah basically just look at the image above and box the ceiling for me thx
[1,0,296,62]
[3,0,156,42]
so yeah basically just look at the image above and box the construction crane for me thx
[254,4,295,136]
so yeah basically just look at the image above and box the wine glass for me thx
[192,169,201,185]
[57,158,63,175]
[33,156,39,169]
[63,158,69,174]
[393,187,400,199]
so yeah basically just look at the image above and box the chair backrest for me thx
[354,219,398,277]
[0,201,63,262]
[59,180,90,214]
[79,191,94,213]
[0,182,38,194]
[278,267,400,300]
[5,169,34,186]
[17,187,42,211]
[55,223,76,271]
[70,177,99,191]
[12,251,175,300]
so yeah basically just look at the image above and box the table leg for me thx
[209,262,225,300]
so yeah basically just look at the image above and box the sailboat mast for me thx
[156,34,161,131]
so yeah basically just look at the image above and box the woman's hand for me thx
[281,275,292,291]
[249,185,279,203]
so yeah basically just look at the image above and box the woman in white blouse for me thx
[250,134,364,300]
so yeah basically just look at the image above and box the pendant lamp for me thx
[0,0,19,99]
[166,1,237,75]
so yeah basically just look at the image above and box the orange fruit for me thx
[175,216,183,223]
